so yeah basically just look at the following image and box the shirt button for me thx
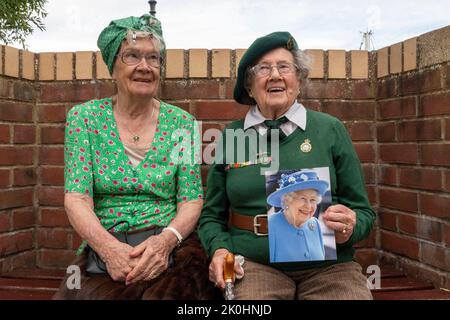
[304,252,310,258]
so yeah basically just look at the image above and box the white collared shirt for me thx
[243,101,307,136]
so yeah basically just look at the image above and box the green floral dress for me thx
[64,97,203,254]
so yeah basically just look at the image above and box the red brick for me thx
[39,146,64,165]
[13,81,35,102]
[354,143,375,162]
[367,187,376,205]
[447,64,450,88]
[0,124,10,143]
[348,122,374,141]
[166,101,190,112]
[399,167,441,191]
[40,126,65,144]
[11,208,34,230]
[378,97,416,120]
[351,80,375,100]
[223,79,236,99]
[37,249,76,268]
[420,144,450,166]
[37,104,67,123]
[40,208,71,227]
[446,119,450,140]
[420,193,450,219]
[0,230,34,256]
[445,224,450,246]
[193,100,249,120]
[377,77,399,99]
[376,122,396,142]
[378,165,397,186]
[299,99,321,111]
[0,189,34,210]
[362,164,375,184]
[354,249,377,270]
[400,260,445,289]
[6,250,37,270]
[0,169,11,187]
[0,78,12,99]
[12,125,36,144]
[0,212,10,232]
[421,92,450,116]
[380,230,419,260]
[161,80,221,100]
[97,81,117,98]
[398,214,442,242]
[37,228,70,249]
[379,144,417,164]
[445,171,450,192]
[420,242,450,272]
[303,80,349,99]
[72,232,82,250]
[401,68,442,95]
[201,122,225,142]
[13,167,36,186]
[200,165,209,186]
[379,187,418,213]
[398,119,442,141]
[0,102,33,122]
[40,166,64,186]
[39,83,97,103]
[38,187,64,206]
[321,101,375,121]
[0,147,35,165]
[379,209,397,231]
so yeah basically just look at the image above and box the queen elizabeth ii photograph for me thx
[266,168,337,263]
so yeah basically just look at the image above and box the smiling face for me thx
[283,189,320,228]
[248,47,301,116]
[112,37,161,99]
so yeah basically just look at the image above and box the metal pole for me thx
[148,0,157,16]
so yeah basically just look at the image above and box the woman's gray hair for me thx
[281,189,322,209]
[244,49,311,93]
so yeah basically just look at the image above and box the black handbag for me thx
[86,222,174,275]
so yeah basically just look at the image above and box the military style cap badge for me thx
[286,37,294,50]
[300,139,312,153]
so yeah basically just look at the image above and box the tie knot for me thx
[263,116,289,130]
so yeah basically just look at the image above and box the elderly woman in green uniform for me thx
[54,14,216,300]
[198,32,376,299]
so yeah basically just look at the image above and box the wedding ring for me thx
[342,224,348,234]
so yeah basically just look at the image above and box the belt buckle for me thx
[253,214,268,236]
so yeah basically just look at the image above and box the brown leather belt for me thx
[230,211,268,236]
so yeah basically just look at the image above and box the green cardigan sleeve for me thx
[197,132,234,257]
[332,119,376,248]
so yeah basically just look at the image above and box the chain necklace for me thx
[115,99,156,144]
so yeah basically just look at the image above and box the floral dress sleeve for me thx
[64,105,94,197]
[175,115,204,204]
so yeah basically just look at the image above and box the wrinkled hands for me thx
[209,248,244,290]
[102,232,176,285]
[322,204,357,244]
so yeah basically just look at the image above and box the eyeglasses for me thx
[289,194,319,207]
[250,62,299,77]
[117,50,162,67]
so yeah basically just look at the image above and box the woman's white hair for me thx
[281,189,322,209]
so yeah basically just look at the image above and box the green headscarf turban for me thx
[97,14,166,75]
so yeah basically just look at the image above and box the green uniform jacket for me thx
[197,109,376,271]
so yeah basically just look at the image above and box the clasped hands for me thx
[101,232,176,285]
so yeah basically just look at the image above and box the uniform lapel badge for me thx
[308,220,315,231]
[300,139,312,153]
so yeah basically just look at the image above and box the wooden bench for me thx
[0,265,449,300]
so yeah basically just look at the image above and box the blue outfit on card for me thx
[269,212,325,263]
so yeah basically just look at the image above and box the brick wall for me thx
[376,26,450,289]
[0,25,448,289]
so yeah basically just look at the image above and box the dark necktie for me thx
[264,116,289,140]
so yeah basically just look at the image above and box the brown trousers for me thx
[53,234,221,300]
[234,259,373,300]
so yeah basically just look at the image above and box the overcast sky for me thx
[18,0,450,52]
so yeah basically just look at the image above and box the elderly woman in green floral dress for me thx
[54,14,217,300]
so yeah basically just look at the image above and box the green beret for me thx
[234,31,299,105]
[97,14,166,75]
